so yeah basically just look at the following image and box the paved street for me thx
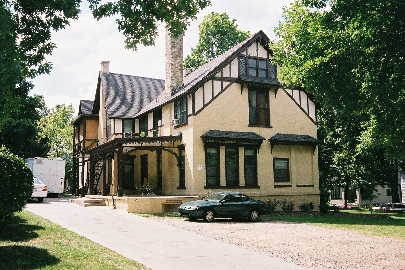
[26,199,304,270]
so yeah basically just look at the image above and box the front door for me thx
[141,154,148,186]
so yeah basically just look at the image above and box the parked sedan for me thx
[178,192,266,222]
[31,177,48,202]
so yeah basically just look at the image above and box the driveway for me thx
[25,199,303,270]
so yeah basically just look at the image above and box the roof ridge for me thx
[107,72,165,82]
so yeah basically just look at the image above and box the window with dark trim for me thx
[225,146,239,187]
[122,155,134,189]
[240,56,274,80]
[153,108,162,137]
[244,147,258,186]
[122,119,134,137]
[178,146,185,189]
[205,146,220,187]
[274,158,290,182]
[248,88,270,127]
[174,96,187,126]
[139,115,148,135]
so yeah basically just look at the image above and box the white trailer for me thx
[26,157,65,195]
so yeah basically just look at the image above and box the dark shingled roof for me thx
[101,73,165,118]
[201,130,265,145]
[269,133,318,146]
[79,100,94,115]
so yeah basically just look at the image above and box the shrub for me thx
[280,200,294,213]
[299,202,314,212]
[0,147,33,223]
[266,200,280,213]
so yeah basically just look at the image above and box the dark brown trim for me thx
[202,83,205,105]
[211,79,214,98]
[273,157,290,183]
[274,184,292,188]
[296,184,314,187]
[194,82,234,116]
[282,89,317,124]
[220,70,224,91]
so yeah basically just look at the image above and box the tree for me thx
[38,104,75,192]
[184,12,250,71]
[0,147,33,224]
[272,0,405,203]
[88,0,211,49]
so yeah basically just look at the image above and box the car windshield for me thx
[33,177,44,185]
[205,193,227,201]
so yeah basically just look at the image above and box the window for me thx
[178,146,185,189]
[248,88,270,127]
[153,108,162,137]
[122,119,134,137]
[241,56,270,79]
[225,146,239,187]
[274,158,290,182]
[205,147,220,187]
[174,96,187,126]
[139,115,148,135]
[244,147,258,186]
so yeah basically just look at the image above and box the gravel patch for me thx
[148,216,405,270]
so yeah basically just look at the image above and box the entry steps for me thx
[70,198,106,207]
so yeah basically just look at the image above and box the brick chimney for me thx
[100,61,110,73]
[165,28,184,94]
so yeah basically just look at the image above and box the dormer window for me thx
[247,57,268,78]
[122,119,134,137]
[174,96,187,126]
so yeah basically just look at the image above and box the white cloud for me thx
[31,0,294,113]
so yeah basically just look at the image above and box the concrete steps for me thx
[70,198,106,207]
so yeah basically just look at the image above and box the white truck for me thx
[26,157,65,195]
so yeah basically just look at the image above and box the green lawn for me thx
[0,211,149,269]
[264,210,405,240]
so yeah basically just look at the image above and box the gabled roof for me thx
[98,73,165,118]
[79,100,94,115]
[135,31,273,117]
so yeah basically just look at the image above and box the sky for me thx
[31,0,294,112]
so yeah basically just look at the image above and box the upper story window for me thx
[239,56,276,81]
[139,115,148,135]
[122,119,134,137]
[248,88,270,127]
[174,96,187,126]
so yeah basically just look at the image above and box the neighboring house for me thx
[330,185,394,206]
[400,166,405,203]
[73,30,319,208]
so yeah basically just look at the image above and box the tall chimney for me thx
[165,28,184,94]
[100,61,110,73]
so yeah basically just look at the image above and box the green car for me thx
[178,192,266,222]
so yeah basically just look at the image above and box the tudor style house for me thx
[73,30,319,208]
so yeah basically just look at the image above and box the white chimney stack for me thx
[165,28,184,94]
[100,61,110,73]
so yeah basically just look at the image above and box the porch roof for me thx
[269,133,318,146]
[201,130,265,146]
[86,134,182,160]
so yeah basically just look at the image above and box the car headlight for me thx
[184,205,199,210]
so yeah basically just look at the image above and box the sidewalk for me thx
[26,199,304,270]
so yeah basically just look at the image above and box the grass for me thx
[0,211,149,270]
[263,210,405,240]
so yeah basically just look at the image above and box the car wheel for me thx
[249,210,260,222]
[204,210,215,222]
[37,198,44,203]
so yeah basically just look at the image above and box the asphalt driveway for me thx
[25,199,303,270]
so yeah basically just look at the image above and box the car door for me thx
[214,195,235,217]
[218,194,246,217]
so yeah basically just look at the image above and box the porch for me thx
[85,134,186,197]
[85,195,198,213]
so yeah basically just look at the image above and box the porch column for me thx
[102,159,108,195]
[156,149,163,195]
[88,156,95,195]
[117,146,123,196]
